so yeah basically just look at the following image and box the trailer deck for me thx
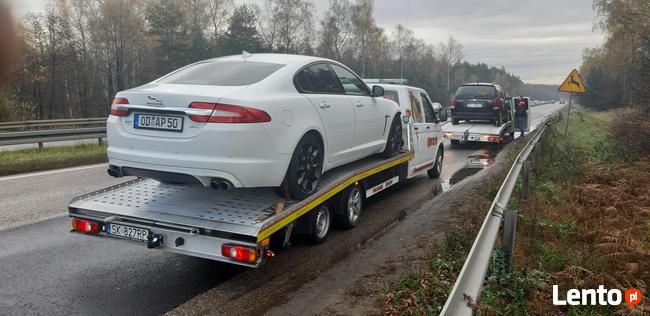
[69,151,414,266]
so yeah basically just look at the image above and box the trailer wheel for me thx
[309,204,332,244]
[336,183,363,230]
[427,146,444,178]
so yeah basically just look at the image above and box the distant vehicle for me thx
[450,82,510,126]
[107,53,401,200]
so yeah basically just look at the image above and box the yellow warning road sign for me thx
[559,69,586,93]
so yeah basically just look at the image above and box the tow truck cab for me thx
[364,79,447,178]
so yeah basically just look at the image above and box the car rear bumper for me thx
[451,110,501,121]
[107,119,291,188]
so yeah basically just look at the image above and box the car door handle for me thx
[355,102,364,108]
[319,102,330,109]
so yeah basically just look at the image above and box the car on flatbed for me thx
[450,82,510,126]
[107,54,402,200]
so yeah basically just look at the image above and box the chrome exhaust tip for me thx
[210,178,234,190]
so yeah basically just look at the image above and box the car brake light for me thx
[450,96,457,108]
[71,218,100,234]
[493,97,502,108]
[222,244,259,263]
[110,97,129,116]
[189,103,271,123]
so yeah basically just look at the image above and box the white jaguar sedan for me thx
[107,54,402,199]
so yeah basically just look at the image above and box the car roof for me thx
[462,82,500,87]
[369,83,426,93]
[210,53,331,65]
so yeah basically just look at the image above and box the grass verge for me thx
[382,105,649,315]
[0,143,107,176]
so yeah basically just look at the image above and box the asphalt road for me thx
[0,103,564,315]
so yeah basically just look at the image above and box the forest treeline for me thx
[580,0,650,110]
[1,0,560,121]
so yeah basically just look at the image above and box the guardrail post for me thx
[98,137,103,146]
[501,208,517,274]
[38,142,43,149]
[521,160,530,200]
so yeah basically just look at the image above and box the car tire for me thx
[382,115,403,158]
[286,133,324,200]
[309,204,331,244]
[427,146,444,178]
[335,183,363,230]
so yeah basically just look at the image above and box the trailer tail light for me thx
[189,103,271,123]
[450,96,457,108]
[483,135,502,142]
[71,218,100,234]
[492,97,502,108]
[221,244,259,263]
[110,98,129,116]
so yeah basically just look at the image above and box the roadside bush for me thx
[611,106,650,156]
[0,93,39,122]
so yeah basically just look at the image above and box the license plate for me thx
[466,103,483,108]
[468,135,481,141]
[134,113,183,132]
[107,223,150,242]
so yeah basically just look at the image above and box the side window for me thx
[420,92,437,123]
[329,64,371,96]
[295,63,343,94]
[408,90,423,123]
[383,89,400,105]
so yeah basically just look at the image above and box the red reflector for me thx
[110,97,129,116]
[221,244,259,263]
[493,97,502,108]
[189,103,271,123]
[71,218,100,234]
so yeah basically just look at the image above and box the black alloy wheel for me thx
[287,133,324,200]
[382,115,403,158]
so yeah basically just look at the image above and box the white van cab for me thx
[364,79,447,178]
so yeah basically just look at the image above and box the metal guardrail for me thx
[0,118,107,147]
[440,114,558,315]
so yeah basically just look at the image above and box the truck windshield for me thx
[455,86,496,99]
[158,61,284,86]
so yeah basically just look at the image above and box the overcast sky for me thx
[7,0,603,84]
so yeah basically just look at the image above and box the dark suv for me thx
[450,83,510,126]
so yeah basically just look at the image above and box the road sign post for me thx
[559,69,586,139]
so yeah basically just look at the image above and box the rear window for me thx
[383,89,400,104]
[158,61,284,86]
[455,85,496,99]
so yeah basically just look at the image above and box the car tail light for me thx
[450,96,457,108]
[189,103,271,123]
[110,97,129,116]
[71,218,100,234]
[221,244,259,263]
[493,97,502,108]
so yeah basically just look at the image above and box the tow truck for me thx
[68,86,447,268]
[442,96,530,147]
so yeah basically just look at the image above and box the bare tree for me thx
[206,0,233,42]
[317,0,353,59]
[439,36,464,93]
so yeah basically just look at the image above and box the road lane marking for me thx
[0,163,108,182]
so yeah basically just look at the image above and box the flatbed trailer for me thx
[68,151,414,267]
[441,120,515,146]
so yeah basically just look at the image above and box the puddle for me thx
[448,152,497,186]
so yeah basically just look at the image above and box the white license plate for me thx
[107,223,150,242]
[466,103,483,108]
[134,113,183,132]
[468,135,481,141]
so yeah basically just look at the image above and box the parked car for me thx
[365,81,447,178]
[450,83,510,126]
[107,54,402,200]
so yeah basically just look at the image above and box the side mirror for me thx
[438,108,448,122]
[372,85,385,98]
